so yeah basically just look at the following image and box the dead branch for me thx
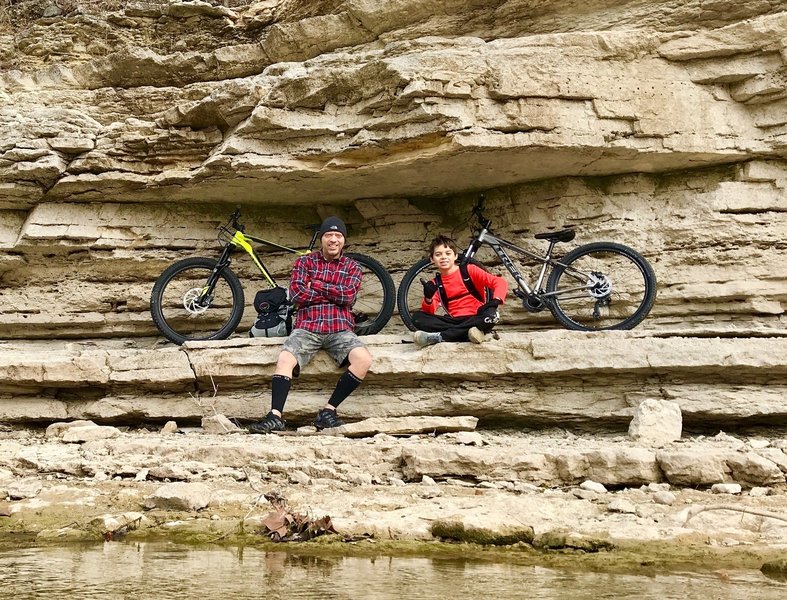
[683,504,787,525]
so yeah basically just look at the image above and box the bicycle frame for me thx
[200,221,315,305]
[463,226,587,300]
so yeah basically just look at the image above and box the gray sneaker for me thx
[467,327,486,344]
[413,330,442,347]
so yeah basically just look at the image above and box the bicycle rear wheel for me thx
[347,252,395,335]
[396,257,438,332]
[546,242,656,331]
[150,257,245,345]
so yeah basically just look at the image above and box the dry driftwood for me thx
[683,504,787,525]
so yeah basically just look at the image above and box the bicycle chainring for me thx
[522,292,548,313]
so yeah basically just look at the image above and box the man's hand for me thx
[421,278,438,300]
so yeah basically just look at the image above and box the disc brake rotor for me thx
[587,272,612,299]
[183,287,210,315]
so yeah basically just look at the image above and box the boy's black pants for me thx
[412,311,495,342]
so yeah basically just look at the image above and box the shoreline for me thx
[2,424,786,575]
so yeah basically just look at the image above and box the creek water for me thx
[0,542,785,599]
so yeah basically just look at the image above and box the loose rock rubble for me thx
[1,421,785,566]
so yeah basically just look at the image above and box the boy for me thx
[412,234,508,346]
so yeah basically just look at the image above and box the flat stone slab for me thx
[329,416,479,438]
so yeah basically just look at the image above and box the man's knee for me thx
[275,350,298,375]
[348,346,372,371]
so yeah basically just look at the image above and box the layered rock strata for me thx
[1,332,785,430]
[0,1,785,429]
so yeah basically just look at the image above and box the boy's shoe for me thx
[468,327,486,344]
[248,411,286,434]
[413,330,442,347]
[314,408,344,430]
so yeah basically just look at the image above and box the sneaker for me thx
[413,330,442,347]
[468,327,486,344]
[314,408,345,430]
[248,411,286,434]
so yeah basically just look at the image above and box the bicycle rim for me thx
[547,243,656,331]
[346,253,395,335]
[152,260,243,343]
[396,258,435,331]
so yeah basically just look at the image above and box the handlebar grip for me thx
[473,193,486,216]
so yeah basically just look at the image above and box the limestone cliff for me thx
[0,1,785,428]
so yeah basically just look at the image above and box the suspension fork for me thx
[199,243,234,304]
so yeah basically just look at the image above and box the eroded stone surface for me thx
[1,427,785,551]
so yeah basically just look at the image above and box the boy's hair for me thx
[428,235,460,257]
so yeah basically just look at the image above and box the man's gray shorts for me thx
[282,328,367,374]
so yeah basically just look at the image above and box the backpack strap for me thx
[460,262,485,302]
[434,263,487,313]
[434,273,449,310]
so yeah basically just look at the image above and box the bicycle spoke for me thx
[345,252,395,335]
[157,264,238,341]
[549,245,653,330]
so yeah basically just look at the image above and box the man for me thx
[248,216,372,433]
[412,234,508,346]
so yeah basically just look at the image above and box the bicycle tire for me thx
[396,257,433,332]
[346,252,396,335]
[546,242,656,331]
[150,257,245,345]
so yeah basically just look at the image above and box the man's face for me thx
[430,244,457,271]
[321,231,345,259]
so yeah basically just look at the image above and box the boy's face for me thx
[430,244,457,271]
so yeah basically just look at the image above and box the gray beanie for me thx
[318,216,347,239]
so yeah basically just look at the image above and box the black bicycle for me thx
[151,209,396,345]
[397,196,657,332]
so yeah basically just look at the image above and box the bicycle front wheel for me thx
[150,257,245,345]
[546,242,656,331]
[346,252,395,335]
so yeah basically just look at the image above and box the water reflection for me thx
[0,542,785,599]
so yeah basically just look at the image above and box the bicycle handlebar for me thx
[229,208,244,232]
[472,194,491,229]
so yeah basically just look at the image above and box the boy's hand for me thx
[477,298,501,315]
[421,278,438,300]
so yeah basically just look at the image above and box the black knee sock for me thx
[327,370,363,409]
[271,374,291,414]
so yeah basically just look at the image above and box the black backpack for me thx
[249,287,293,338]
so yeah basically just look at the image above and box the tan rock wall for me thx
[0,1,784,427]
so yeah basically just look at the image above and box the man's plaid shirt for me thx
[289,251,362,333]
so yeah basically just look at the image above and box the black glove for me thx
[476,298,501,315]
[421,278,438,300]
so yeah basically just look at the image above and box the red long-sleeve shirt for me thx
[421,264,507,317]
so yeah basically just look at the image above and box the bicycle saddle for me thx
[534,228,576,243]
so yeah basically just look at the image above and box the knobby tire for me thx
[546,242,656,331]
[151,253,395,345]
